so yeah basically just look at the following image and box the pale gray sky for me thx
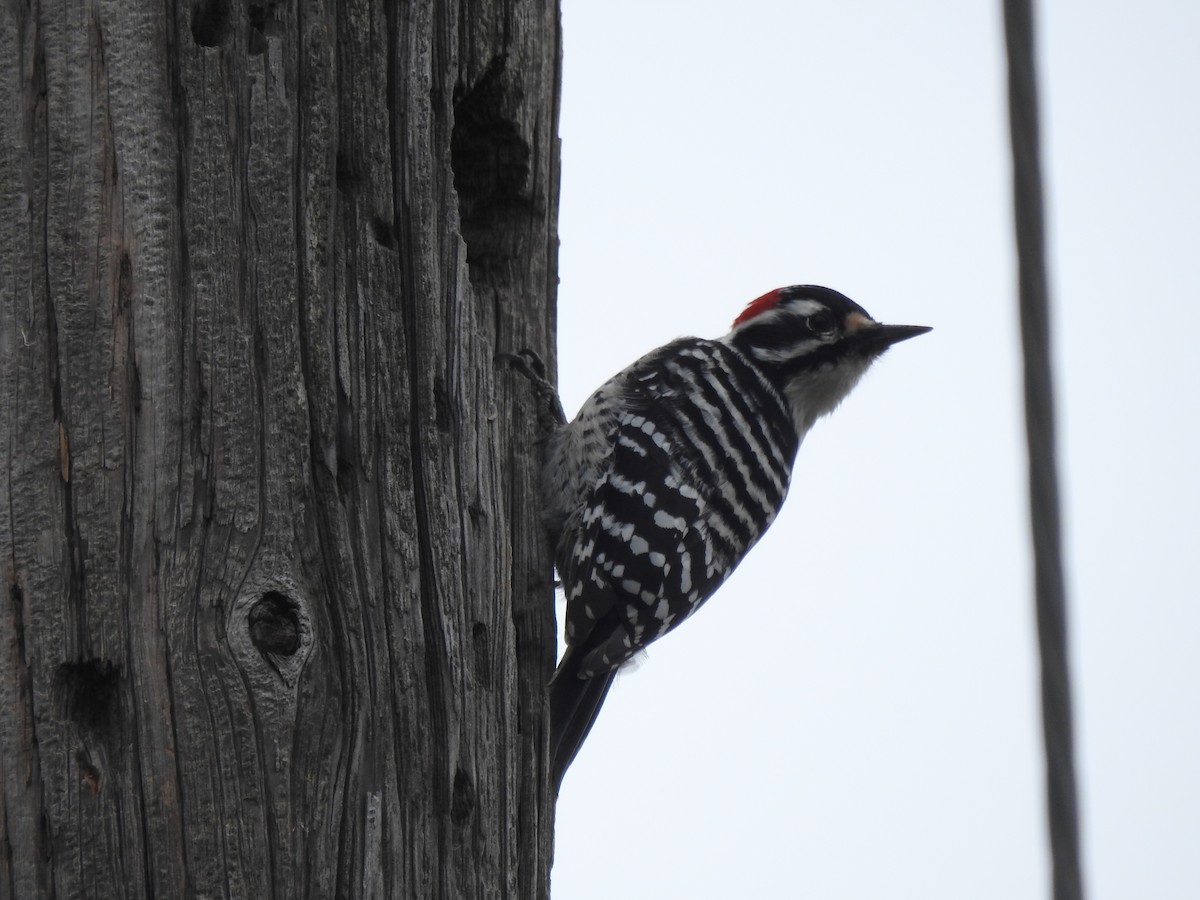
[550,1,1200,898]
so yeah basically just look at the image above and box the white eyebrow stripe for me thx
[728,296,831,334]
[777,298,827,317]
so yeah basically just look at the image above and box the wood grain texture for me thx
[0,0,560,896]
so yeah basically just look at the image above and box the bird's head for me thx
[723,285,931,434]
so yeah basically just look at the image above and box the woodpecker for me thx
[540,285,930,789]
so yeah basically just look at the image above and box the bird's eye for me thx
[807,311,837,336]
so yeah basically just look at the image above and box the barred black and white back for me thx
[544,285,930,790]
[547,338,798,676]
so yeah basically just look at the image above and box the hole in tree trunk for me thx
[191,0,231,47]
[450,54,534,283]
[55,659,120,736]
[248,591,301,656]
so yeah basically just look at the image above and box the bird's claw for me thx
[497,348,567,429]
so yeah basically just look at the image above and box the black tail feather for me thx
[549,645,617,793]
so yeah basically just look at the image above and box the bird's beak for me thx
[858,322,932,352]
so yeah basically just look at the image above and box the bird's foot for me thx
[497,348,567,430]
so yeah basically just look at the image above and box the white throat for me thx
[782,357,873,436]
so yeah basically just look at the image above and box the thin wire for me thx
[1002,2,1086,899]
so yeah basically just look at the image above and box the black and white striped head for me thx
[722,285,930,434]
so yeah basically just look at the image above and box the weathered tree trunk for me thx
[0,0,560,896]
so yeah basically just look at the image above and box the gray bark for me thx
[0,0,560,897]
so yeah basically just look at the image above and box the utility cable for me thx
[1002,2,1086,899]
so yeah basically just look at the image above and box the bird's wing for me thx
[549,339,795,788]
[558,353,742,677]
